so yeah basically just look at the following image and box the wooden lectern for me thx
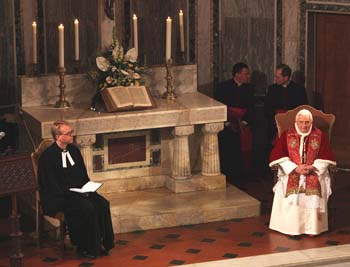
[0,155,37,267]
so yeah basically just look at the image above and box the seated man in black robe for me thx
[38,121,114,258]
[265,64,308,148]
[215,62,255,187]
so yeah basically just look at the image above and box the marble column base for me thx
[165,173,226,193]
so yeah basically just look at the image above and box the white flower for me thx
[120,69,129,76]
[96,57,110,71]
[105,76,114,84]
[112,42,124,60]
[133,73,141,79]
[124,48,137,63]
[111,66,117,72]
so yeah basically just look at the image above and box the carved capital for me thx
[202,122,224,134]
[75,135,96,147]
[173,125,194,137]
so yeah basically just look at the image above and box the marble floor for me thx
[0,170,350,267]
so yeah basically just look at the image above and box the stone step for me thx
[105,185,260,233]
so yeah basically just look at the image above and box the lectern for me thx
[0,155,37,267]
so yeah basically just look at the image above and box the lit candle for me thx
[58,24,64,68]
[32,21,37,64]
[133,14,138,59]
[179,10,184,52]
[166,16,172,62]
[74,19,79,61]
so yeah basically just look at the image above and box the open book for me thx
[101,85,156,112]
[69,181,103,193]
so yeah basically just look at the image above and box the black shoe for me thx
[100,248,110,256]
[76,247,97,259]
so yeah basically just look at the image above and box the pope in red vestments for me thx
[269,109,336,236]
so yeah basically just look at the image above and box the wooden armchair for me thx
[273,105,337,228]
[31,139,67,257]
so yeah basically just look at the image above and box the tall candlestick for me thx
[133,14,138,59]
[179,10,184,52]
[74,19,79,60]
[32,21,37,64]
[58,24,65,68]
[166,16,172,61]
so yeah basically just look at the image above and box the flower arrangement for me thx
[88,36,144,91]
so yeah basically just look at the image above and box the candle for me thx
[32,21,37,64]
[58,24,64,68]
[179,10,184,52]
[166,16,172,61]
[133,14,138,59]
[74,19,79,60]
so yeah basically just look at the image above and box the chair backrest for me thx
[275,105,335,141]
[31,139,54,178]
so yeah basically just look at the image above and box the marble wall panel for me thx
[220,0,275,92]
[20,64,198,107]
[19,74,95,107]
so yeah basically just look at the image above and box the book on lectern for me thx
[100,85,156,112]
[69,181,103,193]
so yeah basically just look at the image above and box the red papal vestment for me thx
[269,125,336,235]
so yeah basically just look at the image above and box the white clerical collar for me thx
[61,149,75,168]
[295,124,312,157]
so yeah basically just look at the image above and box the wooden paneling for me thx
[43,0,98,73]
[316,13,350,143]
[0,0,16,108]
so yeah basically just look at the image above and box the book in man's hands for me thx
[69,181,103,193]
[101,85,156,112]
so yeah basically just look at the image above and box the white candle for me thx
[166,16,172,61]
[74,19,79,60]
[58,24,65,68]
[179,10,184,52]
[32,21,37,64]
[133,14,138,59]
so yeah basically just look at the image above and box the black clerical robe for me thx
[215,79,255,182]
[38,142,114,255]
[265,81,308,144]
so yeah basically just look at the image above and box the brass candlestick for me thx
[32,63,39,76]
[162,58,176,100]
[55,67,70,108]
[73,59,81,73]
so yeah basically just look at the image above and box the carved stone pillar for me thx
[75,135,96,177]
[172,125,194,179]
[201,122,224,176]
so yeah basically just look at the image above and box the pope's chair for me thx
[31,139,67,257]
[273,104,337,230]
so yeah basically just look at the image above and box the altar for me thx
[19,65,260,233]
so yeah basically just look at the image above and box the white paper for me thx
[69,181,102,193]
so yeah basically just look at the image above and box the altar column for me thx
[201,122,224,176]
[172,125,194,179]
[75,135,96,177]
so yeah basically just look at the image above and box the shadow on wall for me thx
[251,70,267,96]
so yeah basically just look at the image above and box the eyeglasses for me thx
[60,130,74,136]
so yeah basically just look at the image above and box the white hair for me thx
[295,109,313,121]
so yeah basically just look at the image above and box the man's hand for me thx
[295,164,316,175]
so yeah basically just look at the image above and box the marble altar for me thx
[20,65,260,233]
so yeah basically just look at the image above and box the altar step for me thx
[106,185,260,233]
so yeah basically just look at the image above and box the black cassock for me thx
[38,142,114,254]
[264,81,308,145]
[214,79,255,182]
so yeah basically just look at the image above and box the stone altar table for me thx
[22,92,260,233]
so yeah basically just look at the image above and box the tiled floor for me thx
[0,170,349,267]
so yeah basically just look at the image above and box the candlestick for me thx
[162,59,176,100]
[179,10,184,52]
[133,14,138,59]
[55,67,70,108]
[74,19,79,61]
[32,22,37,64]
[58,24,65,68]
[166,16,172,62]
